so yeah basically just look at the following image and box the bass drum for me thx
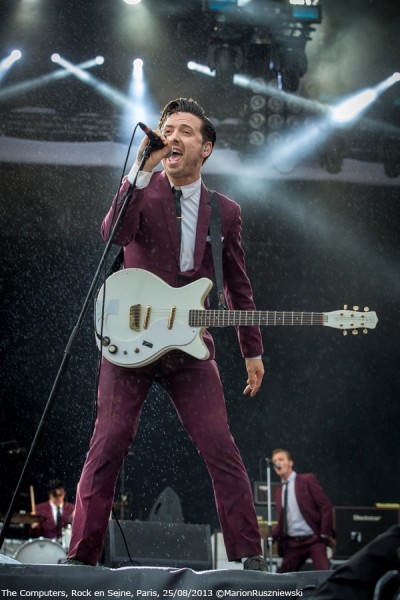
[15,538,66,564]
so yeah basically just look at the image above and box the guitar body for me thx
[95,268,378,368]
[95,268,213,368]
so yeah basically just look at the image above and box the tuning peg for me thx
[363,329,368,334]
[352,329,358,335]
[343,330,348,336]
[353,305,359,311]
[343,304,348,310]
[364,307,369,312]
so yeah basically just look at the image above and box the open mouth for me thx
[167,149,183,164]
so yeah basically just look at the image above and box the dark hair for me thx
[271,448,293,461]
[158,97,217,148]
[47,479,65,495]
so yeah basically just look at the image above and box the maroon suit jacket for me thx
[272,473,336,540]
[32,501,75,539]
[101,171,264,359]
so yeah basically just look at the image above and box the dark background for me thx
[0,0,399,536]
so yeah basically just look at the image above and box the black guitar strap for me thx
[208,189,227,310]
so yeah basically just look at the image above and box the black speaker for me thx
[334,506,400,559]
[103,520,213,570]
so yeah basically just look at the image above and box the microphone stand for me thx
[0,143,155,551]
[264,458,275,572]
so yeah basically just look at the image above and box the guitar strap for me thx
[208,189,227,310]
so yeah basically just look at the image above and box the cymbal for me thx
[0,513,47,525]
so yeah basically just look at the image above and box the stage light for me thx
[133,58,143,81]
[331,72,400,125]
[96,56,105,65]
[48,54,134,110]
[121,56,159,142]
[375,72,400,93]
[187,61,215,77]
[123,0,142,4]
[0,50,22,83]
[1,50,22,70]
[331,89,377,124]
[0,56,103,101]
[289,0,319,4]
[207,44,243,83]
[249,95,266,111]
[248,130,266,147]
[248,112,265,129]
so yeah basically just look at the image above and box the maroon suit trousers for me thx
[68,351,262,565]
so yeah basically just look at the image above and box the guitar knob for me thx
[352,329,358,335]
[353,305,359,311]
[108,345,118,354]
[364,307,369,312]
[343,305,348,310]
[343,330,348,336]
[363,329,368,334]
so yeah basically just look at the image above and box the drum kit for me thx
[0,512,72,564]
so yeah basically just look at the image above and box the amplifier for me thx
[103,520,212,569]
[334,506,400,559]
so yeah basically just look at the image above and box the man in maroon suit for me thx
[66,98,267,570]
[31,480,74,541]
[271,449,336,572]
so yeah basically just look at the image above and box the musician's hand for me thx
[243,358,265,397]
[135,129,171,172]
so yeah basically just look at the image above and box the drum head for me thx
[15,538,66,564]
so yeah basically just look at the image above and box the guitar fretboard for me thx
[189,310,326,327]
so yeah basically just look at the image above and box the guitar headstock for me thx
[325,306,378,335]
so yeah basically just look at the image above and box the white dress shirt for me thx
[283,472,314,537]
[128,163,201,272]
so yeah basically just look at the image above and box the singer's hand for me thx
[243,358,265,397]
[136,128,171,172]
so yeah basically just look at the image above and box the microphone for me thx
[265,457,280,469]
[138,122,165,151]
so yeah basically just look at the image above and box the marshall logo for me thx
[353,514,382,521]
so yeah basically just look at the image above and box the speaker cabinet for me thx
[334,506,400,559]
[103,520,212,570]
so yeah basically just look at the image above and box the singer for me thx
[271,448,336,572]
[64,97,267,570]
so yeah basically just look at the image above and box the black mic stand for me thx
[0,142,155,551]
[264,457,275,572]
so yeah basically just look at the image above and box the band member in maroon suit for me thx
[66,98,267,570]
[31,480,74,541]
[271,449,336,572]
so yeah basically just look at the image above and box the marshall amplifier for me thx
[334,506,400,559]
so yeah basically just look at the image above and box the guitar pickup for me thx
[129,304,141,331]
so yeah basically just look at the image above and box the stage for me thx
[0,561,330,599]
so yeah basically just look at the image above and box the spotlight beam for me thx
[231,70,400,171]
[0,50,22,71]
[0,50,22,85]
[0,58,103,102]
[53,54,136,110]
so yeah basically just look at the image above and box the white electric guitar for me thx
[95,268,378,368]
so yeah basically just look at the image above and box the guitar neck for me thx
[189,310,326,327]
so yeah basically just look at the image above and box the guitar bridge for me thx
[129,304,141,331]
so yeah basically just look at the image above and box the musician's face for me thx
[272,452,293,480]
[50,487,65,506]
[161,112,212,185]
